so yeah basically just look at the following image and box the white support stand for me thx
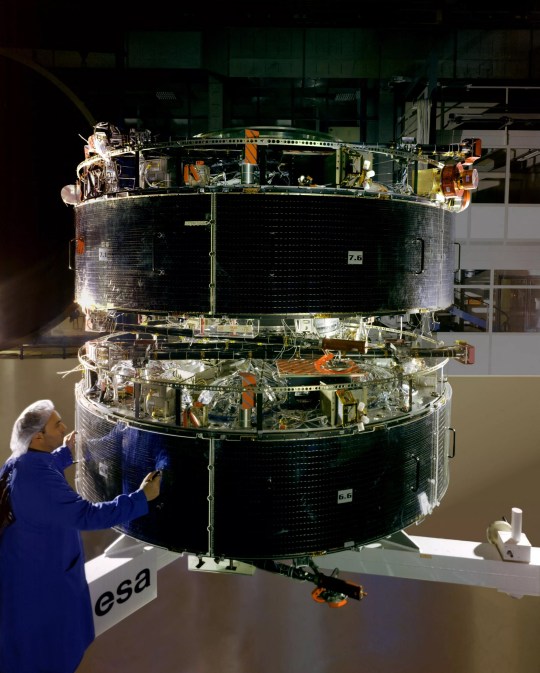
[315,510,537,599]
[103,533,183,569]
[85,534,183,636]
[84,507,539,636]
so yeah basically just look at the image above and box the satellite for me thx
[62,125,509,628]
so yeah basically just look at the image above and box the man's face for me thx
[40,410,67,452]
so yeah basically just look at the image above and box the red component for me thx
[314,353,334,371]
[311,579,366,607]
[240,371,257,409]
[321,337,366,354]
[441,163,479,197]
[311,587,348,608]
[314,353,359,375]
[461,137,482,162]
[455,341,475,365]
[244,128,260,164]
[183,164,201,185]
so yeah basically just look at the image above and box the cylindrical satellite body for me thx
[67,126,479,561]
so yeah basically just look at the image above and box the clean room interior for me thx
[2,4,540,672]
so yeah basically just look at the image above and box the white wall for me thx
[0,358,78,458]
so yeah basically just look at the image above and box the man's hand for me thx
[140,470,162,501]
[63,430,78,454]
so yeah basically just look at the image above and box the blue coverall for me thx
[0,445,148,673]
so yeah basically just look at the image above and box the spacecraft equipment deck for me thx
[64,124,479,563]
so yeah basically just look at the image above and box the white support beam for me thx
[315,533,540,599]
[85,517,540,637]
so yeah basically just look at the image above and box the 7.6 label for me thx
[348,251,363,264]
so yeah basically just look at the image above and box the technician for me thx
[0,399,162,673]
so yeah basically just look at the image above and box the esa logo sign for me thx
[95,567,152,617]
[86,550,158,636]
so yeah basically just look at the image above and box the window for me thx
[509,149,540,204]
[437,269,540,332]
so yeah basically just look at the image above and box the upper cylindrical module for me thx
[74,190,454,316]
[69,126,479,320]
